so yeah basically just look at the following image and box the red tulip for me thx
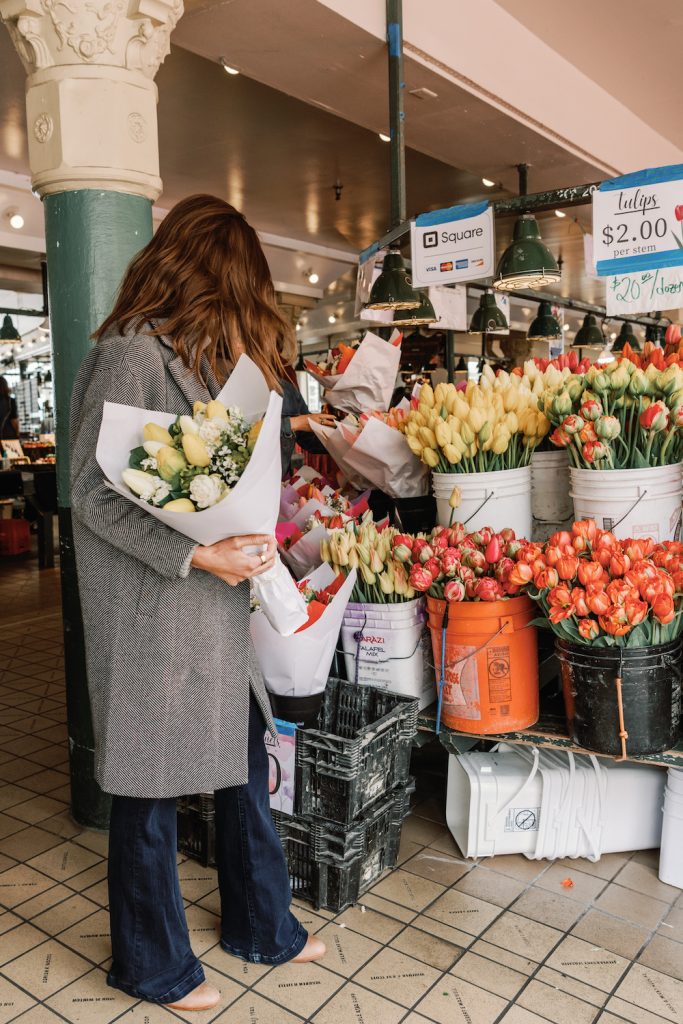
[548,584,572,609]
[675,205,683,222]
[586,586,611,615]
[609,552,631,578]
[409,565,433,592]
[485,535,502,564]
[423,557,442,580]
[572,519,598,542]
[571,588,590,616]
[534,567,559,590]
[474,577,504,602]
[444,579,466,602]
[441,548,461,576]
[625,594,648,626]
[578,618,600,640]
[509,562,533,586]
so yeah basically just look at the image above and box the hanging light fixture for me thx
[571,313,604,349]
[0,314,20,341]
[295,342,306,372]
[468,291,508,334]
[391,290,437,326]
[365,247,421,310]
[527,301,561,341]
[612,321,641,352]
[645,320,667,346]
[494,214,561,291]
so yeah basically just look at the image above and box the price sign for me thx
[411,201,494,287]
[592,164,683,276]
[606,266,683,316]
[426,285,468,331]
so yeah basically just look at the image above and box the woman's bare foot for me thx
[291,935,326,963]
[165,981,221,1011]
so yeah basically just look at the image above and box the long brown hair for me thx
[95,194,295,391]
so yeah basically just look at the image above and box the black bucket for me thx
[393,494,437,534]
[556,638,682,756]
[269,691,324,729]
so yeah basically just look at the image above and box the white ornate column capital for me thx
[0,0,183,200]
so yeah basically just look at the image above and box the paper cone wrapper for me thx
[280,524,328,579]
[251,565,357,697]
[309,420,373,491]
[342,418,429,499]
[306,331,401,415]
[95,354,307,634]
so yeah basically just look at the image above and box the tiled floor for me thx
[1,553,682,1024]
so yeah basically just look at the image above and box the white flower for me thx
[199,418,225,450]
[189,473,228,509]
[150,480,171,506]
[140,457,158,472]
[122,468,161,502]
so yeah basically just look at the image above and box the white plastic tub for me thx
[659,775,683,888]
[433,466,532,538]
[447,745,665,861]
[531,450,573,524]
[570,464,682,541]
[341,604,432,709]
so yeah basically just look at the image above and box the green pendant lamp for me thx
[494,214,561,291]
[366,247,421,310]
[468,291,509,334]
[612,320,641,352]
[645,321,667,346]
[391,289,437,326]
[0,314,21,341]
[527,301,561,341]
[571,313,604,349]
[295,341,306,372]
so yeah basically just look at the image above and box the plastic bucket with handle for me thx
[426,595,539,734]
[432,466,532,538]
[531,450,573,524]
[570,464,682,541]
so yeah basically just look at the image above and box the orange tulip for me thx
[556,555,580,581]
[578,561,605,586]
[578,618,600,640]
[652,592,675,624]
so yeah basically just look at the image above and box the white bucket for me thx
[659,778,683,888]
[570,464,683,541]
[344,598,424,626]
[666,767,683,796]
[432,466,532,538]
[447,746,664,861]
[341,605,432,709]
[531,450,573,524]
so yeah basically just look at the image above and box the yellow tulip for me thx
[468,407,486,433]
[453,395,470,421]
[503,389,518,413]
[182,434,211,467]
[359,561,376,586]
[435,421,450,448]
[423,447,439,467]
[492,430,510,455]
[419,426,437,448]
[205,399,228,421]
[434,382,448,407]
[406,420,420,437]
[378,571,394,595]
[348,548,359,570]
[460,422,475,446]
[143,422,174,446]
[443,443,461,465]
[407,435,423,457]
[164,499,196,512]
[192,400,207,417]
[505,411,519,434]
[420,383,435,408]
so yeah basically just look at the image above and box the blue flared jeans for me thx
[106,697,306,1004]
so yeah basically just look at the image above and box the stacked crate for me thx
[177,677,419,913]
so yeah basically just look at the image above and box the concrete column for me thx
[1,0,183,827]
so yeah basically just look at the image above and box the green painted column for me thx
[46,190,153,828]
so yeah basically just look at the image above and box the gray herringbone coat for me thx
[70,323,275,798]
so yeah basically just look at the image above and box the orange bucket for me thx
[427,595,539,734]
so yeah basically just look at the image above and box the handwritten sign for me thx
[593,164,683,276]
[426,285,467,331]
[606,266,683,316]
[411,202,494,287]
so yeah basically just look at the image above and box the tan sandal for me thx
[165,981,221,1011]
[290,935,326,964]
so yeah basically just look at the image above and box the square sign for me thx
[411,201,495,287]
[592,163,683,277]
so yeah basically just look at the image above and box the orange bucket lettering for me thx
[427,595,539,734]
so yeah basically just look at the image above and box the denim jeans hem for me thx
[220,920,308,965]
[107,961,205,1005]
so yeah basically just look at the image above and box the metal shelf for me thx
[418,704,683,769]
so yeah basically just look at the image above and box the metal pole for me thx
[386,0,406,228]
[516,163,529,198]
[445,330,455,383]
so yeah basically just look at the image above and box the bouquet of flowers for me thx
[304,329,402,414]
[394,524,526,602]
[277,502,350,579]
[513,519,683,646]
[250,562,356,707]
[96,355,307,635]
[321,519,418,603]
[543,358,683,469]
[397,373,550,473]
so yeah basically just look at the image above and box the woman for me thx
[70,195,325,1013]
[0,376,19,440]
[280,373,335,477]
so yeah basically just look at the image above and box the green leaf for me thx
[671,231,683,250]
[626,622,651,648]
[128,446,149,470]
[529,616,551,629]
[630,448,650,469]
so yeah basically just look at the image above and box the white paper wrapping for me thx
[309,420,374,491]
[281,524,328,579]
[95,354,307,635]
[340,418,429,499]
[304,330,401,414]
[250,564,357,697]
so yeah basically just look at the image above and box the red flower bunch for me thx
[516,519,683,646]
[511,351,591,376]
[393,524,527,602]
[295,572,345,631]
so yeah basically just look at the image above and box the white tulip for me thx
[143,440,165,457]
[179,415,200,435]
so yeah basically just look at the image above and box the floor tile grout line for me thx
[0,958,100,1022]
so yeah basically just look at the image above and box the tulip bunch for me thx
[281,510,348,551]
[513,351,592,378]
[393,524,526,602]
[122,399,258,512]
[295,572,346,631]
[513,519,683,647]
[543,358,683,468]
[397,369,550,473]
[321,519,417,603]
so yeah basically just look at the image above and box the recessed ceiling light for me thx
[481,178,495,188]
[307,270,319,284]
[563,323,570,331]
[555,209,566,218]
[8,211,24,230]
[328,314,337,324]
[521,306,531,316]
[379,132,391,143]
[610,331,617,341]
[296,323,301,331]
[219,57,239,75]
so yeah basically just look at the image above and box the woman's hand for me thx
[290,412,337,432]
[191,534,277,586]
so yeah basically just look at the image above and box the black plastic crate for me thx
[296,677,419,825]
[177,794,216,868]
[273,783,413,912]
